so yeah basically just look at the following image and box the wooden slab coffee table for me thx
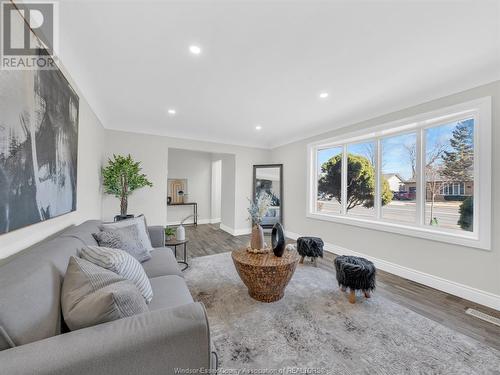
[231,248,300,302]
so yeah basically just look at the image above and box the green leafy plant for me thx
[164,226,176,238]
[458,196,473,232]
[442,120,474,181]
[318,153,393,210]
[102,154,153,216]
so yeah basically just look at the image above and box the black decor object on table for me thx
[334,255,376,304]
[271,223,285,257]
[296,236,324,266]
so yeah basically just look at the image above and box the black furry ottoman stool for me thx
[334,255,376,304]
[297,237,324,267]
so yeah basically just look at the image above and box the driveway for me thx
[317,200,464,230]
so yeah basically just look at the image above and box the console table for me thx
[167,202,198,226]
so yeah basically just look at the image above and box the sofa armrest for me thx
[0,303,211,375]
[148,225,165,248]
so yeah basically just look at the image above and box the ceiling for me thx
[58,0,500,149]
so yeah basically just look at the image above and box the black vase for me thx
[271,223,285,257]
[114,214,134,222]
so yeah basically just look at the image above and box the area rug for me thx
[184,252,500,374]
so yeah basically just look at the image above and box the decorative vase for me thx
[114,214,134,222]
[176,224,186,241]
[272,223,285,257]
[250,224,265,250]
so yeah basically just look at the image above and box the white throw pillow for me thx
[80,246,153,303]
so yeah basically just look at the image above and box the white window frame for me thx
[440,182,466,196]
[307,97,492,250]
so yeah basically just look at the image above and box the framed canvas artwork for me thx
[0,54,79,234]
[167,179,188,204]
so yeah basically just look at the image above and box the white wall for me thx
[271,81,500,308]
[0,64,105,259]
[102,130,270,233]
[212,153,236,231]
[167,148,212,225]
[211,159,222,222]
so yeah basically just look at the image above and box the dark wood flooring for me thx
[182,224,500,351]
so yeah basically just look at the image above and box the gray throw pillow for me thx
[80,246,153,303]
[61,257,148,331]
[93,225,152,262]
[100,215,153,251]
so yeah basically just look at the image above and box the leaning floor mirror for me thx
[253,164,283,229]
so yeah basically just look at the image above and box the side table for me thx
[231,249,300,302]
[165,239,189,271]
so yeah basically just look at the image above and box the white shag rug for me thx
[184,252,500,374]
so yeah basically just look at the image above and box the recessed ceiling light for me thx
[319,92,329,99]
[189,45,202,55]
[255,125,262,131]
[167,109,176,116]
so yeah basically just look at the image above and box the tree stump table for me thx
[231,248,300,302]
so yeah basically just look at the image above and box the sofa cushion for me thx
[141,247,183,278]
[0,327,15,350]
[61,257,148,331]
[148,275,194,311]
[100,215,153,251]
[80,246,153,303]
[93,226,152,262]
[58,220,102,246]
[0,260,60,348]
[30,236,83,275]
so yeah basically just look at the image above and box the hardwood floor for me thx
[182,224,500,351]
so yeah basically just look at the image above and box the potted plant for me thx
[247,192,272,251]
[164,226,176,240]
[102,154,153,221]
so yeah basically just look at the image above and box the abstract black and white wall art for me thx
[0,59,79,234]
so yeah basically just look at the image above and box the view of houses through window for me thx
[381,132,417,224]
[314,118,475,234]
[424,119,474,231]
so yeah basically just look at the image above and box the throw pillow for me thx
[80,246,153,303]
[61,257,148,331]
[100,215,153,251]
[92,225,152,262]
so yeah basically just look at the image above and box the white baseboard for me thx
[219,223,234,235]
[210,218,221,224]
[219,224,251,236]
[166,218,211,226]
[285,230,500,311]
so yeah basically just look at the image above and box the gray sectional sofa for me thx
[0,220,214,375]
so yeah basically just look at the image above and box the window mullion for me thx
[375,139,381,219]
[312,147,318,213]
[341,144,348,215]
[416,127,425,226]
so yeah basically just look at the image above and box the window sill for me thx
[306,211,490,250]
